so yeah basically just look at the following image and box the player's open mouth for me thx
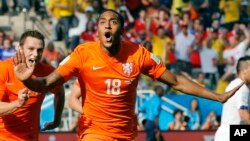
[104,32,112,42]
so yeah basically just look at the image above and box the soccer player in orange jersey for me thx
[13,10,244,141]
[0,30,65,141]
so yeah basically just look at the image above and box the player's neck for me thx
[101,44,121,56]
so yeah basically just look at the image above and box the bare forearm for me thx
[23,71,64,93]
[53,89,65,125]
[172,75,219,101]
[0,101,20,116]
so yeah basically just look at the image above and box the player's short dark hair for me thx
[98,9,124,29]
[20,30,45,47]
[236,56,250,74]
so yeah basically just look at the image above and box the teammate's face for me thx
[21,37,44,67]
[97,11,122,49]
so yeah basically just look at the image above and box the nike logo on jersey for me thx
[92,66,105,70]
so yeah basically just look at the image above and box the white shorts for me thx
[214,125,230,141]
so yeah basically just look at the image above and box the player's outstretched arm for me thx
[0,88,29,116]
[158,70,244,103]
[13,47,65,93]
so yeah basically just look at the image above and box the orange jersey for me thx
[56,40,166,140]
[0,59,58,141]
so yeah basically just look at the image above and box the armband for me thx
[240,105,249,110]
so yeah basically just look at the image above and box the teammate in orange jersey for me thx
[0,30,65,141]
[13,10,244,141]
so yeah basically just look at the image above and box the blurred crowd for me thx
[1,0,250,131]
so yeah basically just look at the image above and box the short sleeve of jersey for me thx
[236,84,249,109]
[139,46,166,79]
[56,46,83,82]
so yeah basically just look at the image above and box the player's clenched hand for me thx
[218,81,244,103]
[17,88,29,107]
[12,46,35,81]
[41,121,60,131]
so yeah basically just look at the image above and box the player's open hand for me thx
[12,46,35,81]
[218,81,244,103]
[17,88,29,107]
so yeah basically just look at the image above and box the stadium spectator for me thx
[174,20,195,75]
[77,0,91,12]
[118,5,134,29]
[187,98,201,130]
[54,0,75,41]
[219,0,241,30]
[13,9,244,141]
[168,109,188,130]
[222,24,250,76]
[0,38,16,60]
[200,39,219,90]
[47,0,62,41]
[41,41,62,67]
[134,8,148,33]
[138,85,164,141]
[201,111,219,130]
[215,56,250,141]
[69,6,95,50]
[150,7,173,38]
[209,27,227,77]
[151,26,173,66]
[91,0,105,19]
[79,20,97,43]
[0,30,65,141]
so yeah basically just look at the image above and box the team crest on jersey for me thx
[122,62,133,76]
